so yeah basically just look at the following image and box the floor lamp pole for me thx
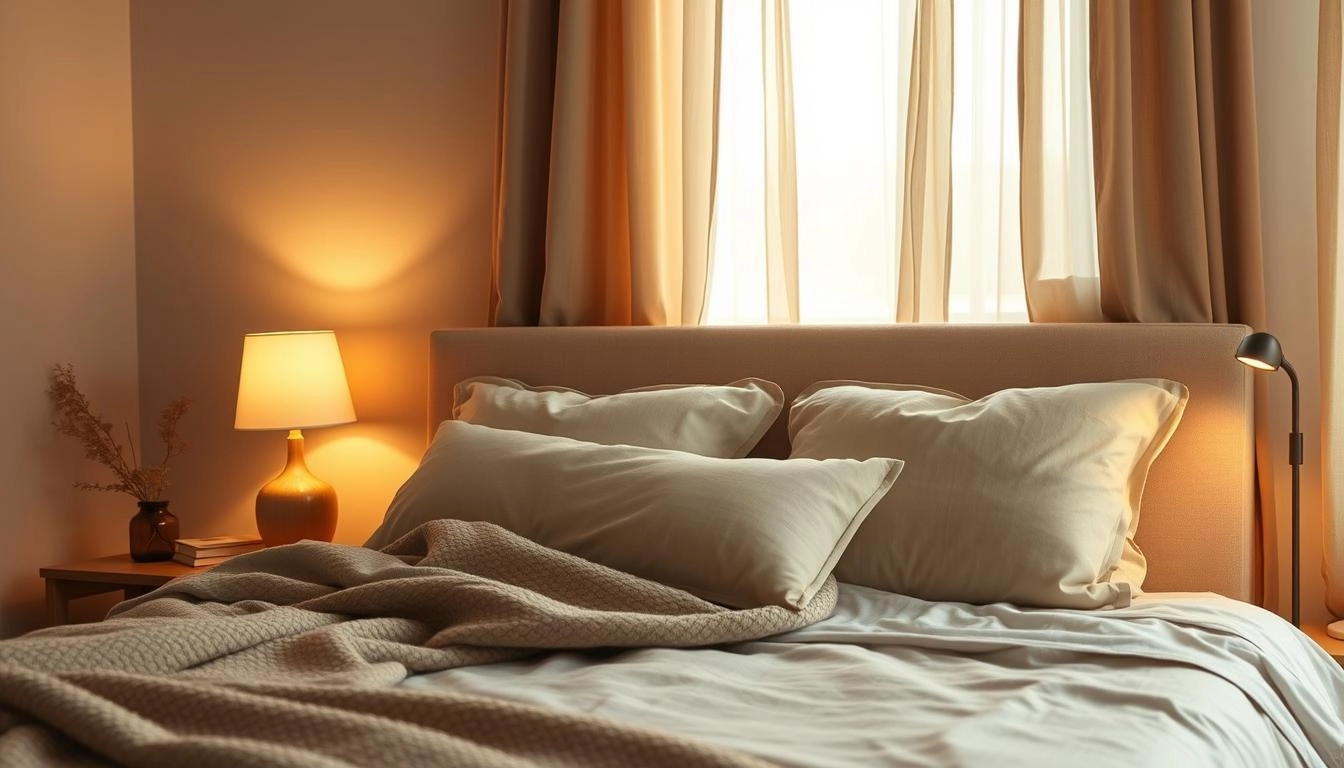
[1237,332,1304,629]
[1284,360,1301,628]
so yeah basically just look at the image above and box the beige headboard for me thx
[429,323,1256,601]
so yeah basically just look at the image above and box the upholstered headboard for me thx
[428,324,1255,601]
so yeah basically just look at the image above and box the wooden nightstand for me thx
[1302,624,1344,667]
[39,554,213,626]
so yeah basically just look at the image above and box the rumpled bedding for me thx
[0,520,833,767]
[406,585,1344,767]
[2,517,1340,767]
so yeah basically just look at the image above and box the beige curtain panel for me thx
[1089,0,1276,606]
[1319,0,1344,621]
[1088,0,1267,326]
[490,0,719,327]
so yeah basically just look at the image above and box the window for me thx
[705,1,1095,325]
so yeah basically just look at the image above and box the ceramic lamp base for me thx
[1328,620,1344,640]
[256,429,338,547]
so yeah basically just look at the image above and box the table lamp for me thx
[235,330,356,546]
[1234,331,1302,627]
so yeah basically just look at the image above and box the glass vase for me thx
[130,500,179,562]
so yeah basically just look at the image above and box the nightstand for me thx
[1302,624,1344,667]
[39,554,213,626]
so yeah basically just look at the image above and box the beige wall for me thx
[0,1,140,636]
[129,0,499,548]
[1251,0,1331,626]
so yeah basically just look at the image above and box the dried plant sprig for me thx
[48,364,191,501]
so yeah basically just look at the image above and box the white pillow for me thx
[788,379,1189,609]
[366,420,903,609]
[452,376,785,458]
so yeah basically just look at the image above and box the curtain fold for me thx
[762,0,800,323]
[491,0,719,327]
[681,3,722,325]
[1090,0,1276,607]
[490,1,558,326]
[1319,0,1344,619]
[1089,0,1266,325]
[1018,0,1102,322]
[897,0,953,323]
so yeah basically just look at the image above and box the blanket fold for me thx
[0,519,833,767]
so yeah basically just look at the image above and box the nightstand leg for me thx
[46,580,70,626]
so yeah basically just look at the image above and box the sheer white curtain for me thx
[705,0,1099,326]
[1020,0,1102,322]
[948,1,1024,322]
[708,0,910,324]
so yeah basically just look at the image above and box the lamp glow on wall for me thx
[235,330,356,546]
[1235,331,1302,627]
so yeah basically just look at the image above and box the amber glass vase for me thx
[130,500,179,562]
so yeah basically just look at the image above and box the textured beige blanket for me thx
[0,520,836,767]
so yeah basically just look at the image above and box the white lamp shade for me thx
[235,330,357,430]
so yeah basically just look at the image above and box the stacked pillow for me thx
[368,374,1188,611]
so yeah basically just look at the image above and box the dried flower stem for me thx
[48,364,191,501]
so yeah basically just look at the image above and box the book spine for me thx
[172,555,231,567]
[174,544,262,558]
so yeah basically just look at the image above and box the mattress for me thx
[403,584,1344,768]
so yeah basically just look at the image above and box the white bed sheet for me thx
[401,586,1344,767]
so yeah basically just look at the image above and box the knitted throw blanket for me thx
[0,519,836,767]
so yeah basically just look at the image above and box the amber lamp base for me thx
[256,429,338,547]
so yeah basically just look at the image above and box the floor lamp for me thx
[1235,331,1302,627]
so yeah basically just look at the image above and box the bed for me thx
[1,323,1342,767]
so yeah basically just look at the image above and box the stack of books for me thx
[173,535,264,567]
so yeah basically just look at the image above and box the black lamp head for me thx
[1235,331,1284,372]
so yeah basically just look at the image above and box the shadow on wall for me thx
[2,410,133,637]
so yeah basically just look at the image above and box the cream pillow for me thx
[452,376,785,458]
[366,420,902,610]
[788,379,1189,609]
